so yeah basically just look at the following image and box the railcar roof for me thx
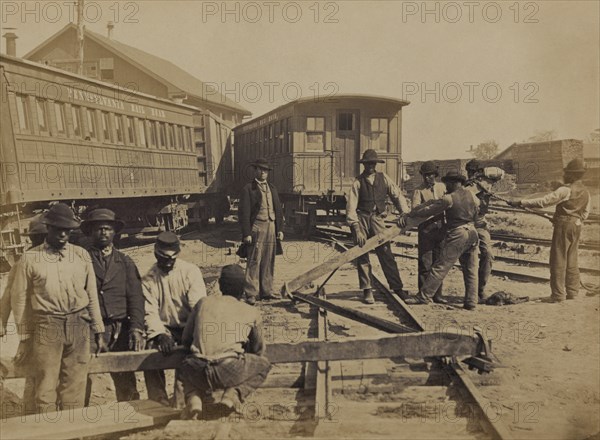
[0,53,202,113]
[235,94,410,130]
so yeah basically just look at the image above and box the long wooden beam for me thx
[292,292,416,334]
[282,216,426,296]
[2,332,480,380]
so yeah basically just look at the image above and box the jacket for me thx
[239,180,284,238]
[87,247,145,331]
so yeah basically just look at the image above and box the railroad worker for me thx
[412,161,447,304]
[238,157,284,305]
[81,208,145,403]
[346,149,411,304]
[8,203,106,413]
[142,231,207,408]
[0,214,47,414]
[180,264,270,419]
[509,159,590,303]
[408,171,480,310]
[465,160,501,302]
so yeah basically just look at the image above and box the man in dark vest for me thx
[346,149,411,304]
[408,171,481,310]
[238,158,284,305]
[412,161,447,304]
[509,159,591,302]
[81,208,145,403]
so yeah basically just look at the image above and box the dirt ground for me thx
[1,212,599,439]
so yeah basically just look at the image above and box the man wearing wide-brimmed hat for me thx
[509,158,591,302]
[408,171,481,310]
[412,161,447,303]
[9,203,105,412]
[142,231,206,407]
[81,208,145,403]
[346,149,411,304]
[238,158,284,305]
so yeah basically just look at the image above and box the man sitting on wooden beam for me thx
[180,264,271,419]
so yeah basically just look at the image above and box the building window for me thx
[126,116,136,145]
[338,113,354,131]
[54,102,66,135]
[86,108,97,140]
[138,119,147,147]
[306,116,325,151]
[101,112,112,142]
[36,98,49,133]
[370,118,389,151]
[15,95,30,132]
[115,115,124,143]
[71,105,82,138]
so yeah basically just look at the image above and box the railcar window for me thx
[115,115,124,143]
[54,103,66,135]
[167,124,175,149]
[71,105,82,138]
[338,113,354,131]
[36,99,49,133]
[101,112,112,142]
[126,117,136,145]
[286,118,292,152]
[370,118,389,151]
[86,109,97,140]
[138,119,147,148]
[159,123,167,148]
[306,117,325,151]
[149,121,157,147]
[274,121,281,153]
[16,95,30,132]
[183,127,190,150]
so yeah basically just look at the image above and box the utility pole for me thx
[77,0,85,75]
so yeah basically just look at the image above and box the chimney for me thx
[107,21,114,39]
[3,32,18,57]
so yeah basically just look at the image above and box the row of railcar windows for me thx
[239,117,293,157]
[14,94,194,152]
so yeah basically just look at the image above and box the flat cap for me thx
[155,231,180,254]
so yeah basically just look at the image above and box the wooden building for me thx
[22,23,250,126]
[494,139,583,186]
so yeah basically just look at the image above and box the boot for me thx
[363,289,375,304]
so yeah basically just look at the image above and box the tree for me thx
[527,129,557,142]
[470,140,499,160]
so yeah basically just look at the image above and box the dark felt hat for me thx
[41,203,80,229]
[23,214,48,236]
[466,159,482,172]
[564,158,586,174]
[80,208,125,235]
[219,264,246,296]
[441,170,468,184]
[251,158,272,170]
[358,149,385,163]
[155,231,180,256]
[420,161,439,176]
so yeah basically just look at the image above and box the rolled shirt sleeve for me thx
[346,179,361,226]
[520,186,571,209]
[382,173,410,214]
[410,195,453,219]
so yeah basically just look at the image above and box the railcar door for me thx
[335,110,360,187]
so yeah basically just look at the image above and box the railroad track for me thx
[489,204,600,224]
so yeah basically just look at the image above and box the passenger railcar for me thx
[0,54,230,267]
[232,95,409,232]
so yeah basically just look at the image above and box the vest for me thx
[255,181,276,221]
[554,181,590,221]
[357,172,387,214]
[446,187,478,230]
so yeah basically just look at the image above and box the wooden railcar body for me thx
[0,55,229,267]
[232,95,409,231]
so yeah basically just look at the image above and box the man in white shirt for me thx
[142,231,206,407]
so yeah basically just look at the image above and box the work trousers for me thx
[550,220,582,300]
[85,320,140,405]
[417,225,445,297]
[30,309,91,413]
[421,225,479,308]
[144,327,185,408]
[476,225,494,299]
[180,353,271,405]
[244,219,276,299]
[354,212,403,291]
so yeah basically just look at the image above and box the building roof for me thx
[24,23,250,116]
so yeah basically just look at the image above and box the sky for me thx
[1,0,598,160]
